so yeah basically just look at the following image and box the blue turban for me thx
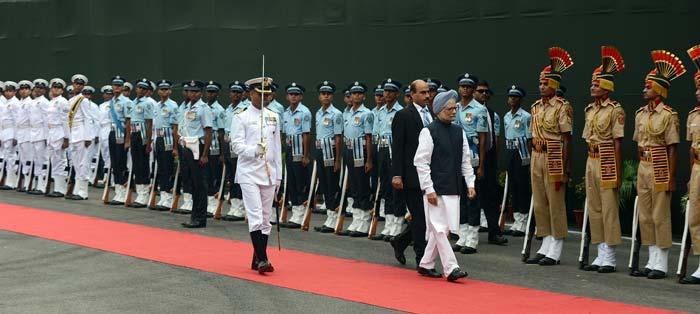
[432,90,458,114]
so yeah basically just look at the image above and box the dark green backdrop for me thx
[2,0,699,233]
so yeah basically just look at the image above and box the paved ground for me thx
[0,187,697,313]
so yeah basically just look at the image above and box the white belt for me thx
[17,124,30,129]
[48,124,62,129]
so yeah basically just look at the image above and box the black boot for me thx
[250,231,273,273]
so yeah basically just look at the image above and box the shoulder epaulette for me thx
[609,101,621,108]
[584,103,594,112]
[663,105,677,115]
[635,106,645,115]
[690,106,700,115]
[532,99,543,107]
[236,108,247,115]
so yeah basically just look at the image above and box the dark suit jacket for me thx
[391,104,425,190]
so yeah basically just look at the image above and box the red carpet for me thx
[0,203,680,314]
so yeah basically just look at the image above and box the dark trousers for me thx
[108,131,127,185]
[506,149,531,214]
[315,152,340,211]
[180,143,209,224]
[377,147,406,216]
[343,148,371,211]
[221,142,241,200]
[460,160,502,237]
[370,143,379,197]
[130,132,149,185]
[285,147,309,206]
[395,188,426,265]
[206,153,221,197]
[155,137,174,193]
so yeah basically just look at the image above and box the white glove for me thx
[256,142,267,157]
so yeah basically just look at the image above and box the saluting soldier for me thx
[581,46,626,273]
[373,78,405,241]
[502,85,532,237]
[105,76,132,205]
[0,82,19,190]
[65,74,98,200]
[179,80,213,228]
[15,80,34,192]
[124,79,155,207]
[453,72,487,254]
[152,80,179,211]
[44,79,70,197]
[682,45,700,284]
[526,47,574,266]
[221,81,248,221]
[630,50,684,279]
[279,82,312,229]
[338,81,374,237]
[204,81,226,217]
[230,77,283,273]
[312,81,344,233]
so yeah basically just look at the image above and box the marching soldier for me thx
[526,47,574,266]
[105,76,132,205]
[179,80,213,228]
[453,73,488,254]
[230,77,283,273]
[0,82,19,190]
[45,79,69,197]
[152,80,179,211]
[204,81,226,217]
[338,81,374,237]
[279,82,312,229]
[631,50,684,279]
[502,85,532,237]
[221,81,248,221]
[682,45,700,284]
[66,74,97,200]
[373,78,405,241]
[581,46,626,273]
[124,79,155,207]
[27,79,50,194]
[312,81,344,233]
[15,80,35,192]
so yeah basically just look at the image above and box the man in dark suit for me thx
[390,79,432,266]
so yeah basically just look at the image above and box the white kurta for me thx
[414,124,475,275]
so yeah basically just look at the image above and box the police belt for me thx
[377,135,392,148]
[156,127,174,151]
[345,136,366,167]
[130,121,147,143]
[286,134,303,161]
[110,122,126,144]
[316,137,336,167]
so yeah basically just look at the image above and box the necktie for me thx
[421,107,431,127]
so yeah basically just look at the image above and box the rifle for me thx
[300,160,318,231]
[169,161,181,212]
[90,141,102,186]
[26,161,35,191]
[521,195,535,262]
[578,198,590,269]
[628,196,641,274]
[102,166,112,203]
[498,173,509,231]
[677,200,692,282]
[65,163,75,196]
[334,166,350,234]
[279,165,289,223]
[367,180,382,239]
[147,159,159,209]
[213,162,227,219]
[124,152,134,206]
[43,159,52,195]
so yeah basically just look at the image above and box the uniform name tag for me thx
[186,111,196,120]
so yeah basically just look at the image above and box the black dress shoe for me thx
[17,188,27,193]
[128,202,146,208]
[344,212,352,217]
[46,192,65,198]
[319,226,335,233]
[155,205,170,211]
[447,268,468,282]
[206,213,214,218]
[337,230,351,236]
[222,215,245,221]
[503,229,513,236]
[106,200,124,205]
[370,234,385,241]
[66,195,87,200]
[179,209,192,215]
[538,257,560,266]
[647,270,666,279]
[630,268,652,277]
[452,244,464,252]
[478,226,488,233]
[0,185,13,190]
[582,264,600,272]
[384,236,394,242]
[511,230,526,237]
[349,231,368,238]
[460,246,477,254]
[281,222,301,229]
[488,235,508,246]
[390,239,406,265]
[680,276,700,284]
[181,222,206,228]
[597,266,616,273]
[417,267,442,278]
[27,189,43,195]
[525,253,546,264]
[257,260,274,274]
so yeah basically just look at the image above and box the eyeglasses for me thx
[476,89,490,94]
[444,107,458,112]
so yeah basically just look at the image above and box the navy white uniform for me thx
[45,79,70,196]
[66,74,98,200]
[15,81,35,191]
[28,79,50,193]
[0,82,20,189]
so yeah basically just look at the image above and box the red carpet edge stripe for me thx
[0,203,681,314]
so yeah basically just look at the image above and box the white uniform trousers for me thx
[18,142,33,177]
[99,136,110,169]
[419,195,461,276]
[70,141,91,198]
[241,183,275,235]
[32,141,47,178]
[1,140,18,185]
[48,140,68,177]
